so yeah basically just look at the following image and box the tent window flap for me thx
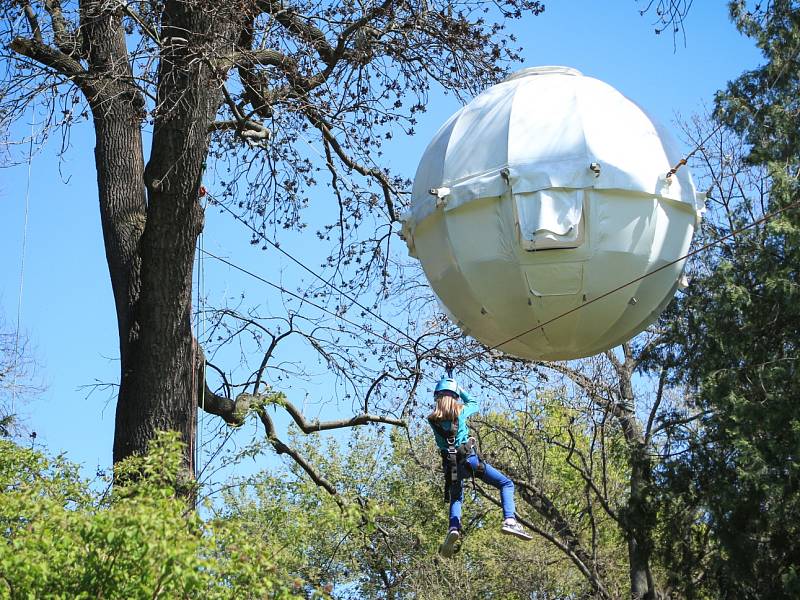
[514,189,585,250]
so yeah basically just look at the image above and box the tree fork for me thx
[112,0,241,474]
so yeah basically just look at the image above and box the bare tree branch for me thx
[644,366,668,443]
[257,407,345,508]
[21,1,42,43]
[475,482,612,600]
[9,37,89,90]
[257,0,336,65]
[305,108,399,221]
[242,392,406,432]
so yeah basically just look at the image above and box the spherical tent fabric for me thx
[401,66,705,361]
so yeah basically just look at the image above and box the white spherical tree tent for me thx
[401,66,705,361]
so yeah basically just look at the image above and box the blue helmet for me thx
[434,377,459,397]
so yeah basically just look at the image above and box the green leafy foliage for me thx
[652,3,800,597]
[0,432,305,599]
[213,412,635,599]
[474,397,632,598]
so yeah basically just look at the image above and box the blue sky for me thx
[1,2,762,479]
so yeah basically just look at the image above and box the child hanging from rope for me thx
[427,374,532,557]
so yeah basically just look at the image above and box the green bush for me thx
[0,433,305,599]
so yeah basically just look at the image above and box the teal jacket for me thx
[429,388,479,450]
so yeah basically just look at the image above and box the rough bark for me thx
[112,2,241,474]
[82,21,147,363]
[78,0,149,459]
[627,445,655,600]
[609,348,656,600]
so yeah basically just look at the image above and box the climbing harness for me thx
[427,417,485,502]
[427,417,458,501]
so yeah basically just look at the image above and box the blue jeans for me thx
[448,453,515,530]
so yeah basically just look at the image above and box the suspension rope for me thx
[199,248,417,352]
[666,36,800,179]
[11,111,35,415]
[665,125,724,179]
[198,246,505,403]
[199,247,508,399]
[194,189,207,481]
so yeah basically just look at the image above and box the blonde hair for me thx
[428,394,462,422]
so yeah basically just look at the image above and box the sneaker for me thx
[439,527,461,558]
[501,519,533,541]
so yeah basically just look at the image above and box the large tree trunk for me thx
[114,3,238,474]
[81,1,149,461]
[627,540,651,600]
[82,1,147,358]
[83,0,240,475]
[627,445,656,600]
[610,347,657,600]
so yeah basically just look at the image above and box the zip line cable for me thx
[476,196,800,362]
[208,194,422,349]
[12,113,35,415]
[200,247,507,396]
[205,136,800,373]
[199,245,478,389]
[205,194,487,380]
[206,123,799,377]
[199,248,412,351]
[202,193,799,376]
